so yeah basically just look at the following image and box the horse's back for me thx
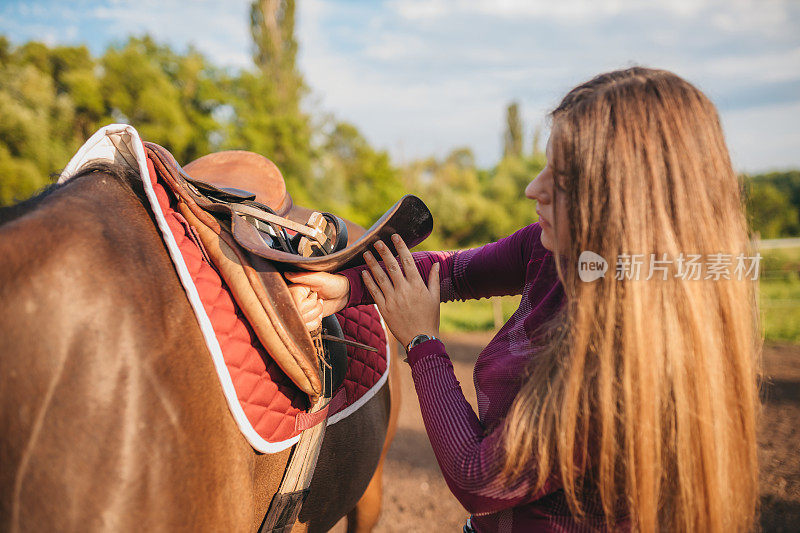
[0,175,263,531]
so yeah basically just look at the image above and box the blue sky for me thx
[1,0,799,172]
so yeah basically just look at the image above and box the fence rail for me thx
[756,238,800,250]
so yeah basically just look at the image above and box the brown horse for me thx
[0,157,400,532]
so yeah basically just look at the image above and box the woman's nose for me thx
[525,172,550,203]
[524,180,537,199]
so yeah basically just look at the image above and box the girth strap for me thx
[260,321,346,533]
[259,395,329,533]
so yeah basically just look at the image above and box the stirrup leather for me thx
[259,317,345,533]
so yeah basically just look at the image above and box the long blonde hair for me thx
[503,67,761,531]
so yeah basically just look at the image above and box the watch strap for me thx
[405,333,438,354]
[403,336,444,365]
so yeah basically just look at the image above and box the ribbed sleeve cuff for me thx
[339,266,367,307]
[406,338,447,367]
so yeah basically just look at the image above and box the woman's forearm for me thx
[340,223,542,308]
[407,339,559,515]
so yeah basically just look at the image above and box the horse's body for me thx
[0,168,399,532]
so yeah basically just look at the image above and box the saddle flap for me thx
[177,201,322,399]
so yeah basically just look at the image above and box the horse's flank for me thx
[0,167,392,532]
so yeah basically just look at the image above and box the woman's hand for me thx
[362,234,440,347]
[287,284,324,332]
[284,271,350,317]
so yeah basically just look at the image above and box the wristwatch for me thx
[405,333,438,353]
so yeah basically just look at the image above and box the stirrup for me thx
[291,212,348,257]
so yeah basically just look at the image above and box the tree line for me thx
[742,171,800,239]
[1,1,797,249]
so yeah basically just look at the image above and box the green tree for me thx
[219,70,313,202]
[250,0,301,105]
[401,148,498,249]
[484,155,543,240]
[0,36,226,204]
[0,41,90,204]
[531,125,544,159]
[744,177,800,238]
[100,37,199,162]
[486,102,546,241]
[759,171,800,236]
[224,0,313,194]
[316,121,404,227]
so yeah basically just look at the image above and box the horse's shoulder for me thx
[0,172,258,530]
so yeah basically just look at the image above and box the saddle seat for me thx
[184,151,293,215]
[183,151,364,247]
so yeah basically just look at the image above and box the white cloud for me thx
[389,0,451,22]
[295,0,800,171]
[389,0,795,28]
[723,101,800,172]
[2,0,797,172]
[87,1,251,67]
[363,33,428,62]
[698,47,800,84]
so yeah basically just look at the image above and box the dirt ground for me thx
[757,342,800,532]
[334,332,800,532]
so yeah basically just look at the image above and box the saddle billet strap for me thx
[230,202,328,246]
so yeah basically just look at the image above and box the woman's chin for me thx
[539,231,554,252]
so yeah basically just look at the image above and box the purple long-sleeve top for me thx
[341,223,612,532]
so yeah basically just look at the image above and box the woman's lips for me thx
[537,212,550,228]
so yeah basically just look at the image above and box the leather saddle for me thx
[144,144,433,401]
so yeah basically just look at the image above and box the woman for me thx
[288,67,760,532]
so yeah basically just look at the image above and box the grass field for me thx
[440,296,522,332]
[760,276,800,343]
[440,246,800,343]
[760,245,800,343]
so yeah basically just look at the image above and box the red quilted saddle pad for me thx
[145,154,389,450]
